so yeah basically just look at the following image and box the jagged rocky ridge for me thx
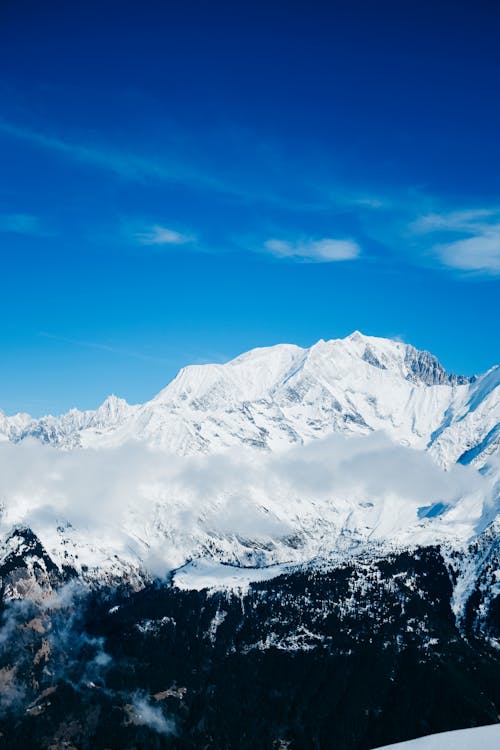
[0,332,498,748]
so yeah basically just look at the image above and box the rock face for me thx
[403,347,472,386]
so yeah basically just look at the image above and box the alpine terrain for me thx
[0,332,498,749]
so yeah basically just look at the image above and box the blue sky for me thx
[0,0,499,414]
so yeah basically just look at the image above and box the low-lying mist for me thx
[0,433,497,575]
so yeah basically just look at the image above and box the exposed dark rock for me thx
[0,542,498,749]
[404,348,472,386]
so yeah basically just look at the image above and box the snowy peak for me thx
[154,332,470,410]
[152,343,306,407]
[326,331,471,385]
[90,394,134,427]
[0,332,496,468]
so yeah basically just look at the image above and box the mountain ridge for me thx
[0,332,497,470]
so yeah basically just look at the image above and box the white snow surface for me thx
[173,559,291,593]
[371,723,500,749]
[0,332,498,586]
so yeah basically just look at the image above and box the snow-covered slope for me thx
[1,332,498,470]
[371,724,500,749]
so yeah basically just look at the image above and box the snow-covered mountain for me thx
[1,332,498,469]
[0,332,498,749]
[0,330,496,607]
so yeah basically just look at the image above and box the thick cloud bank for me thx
[0,434,496,576]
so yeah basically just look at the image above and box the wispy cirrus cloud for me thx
[342,189,500,277]
[0,118,225,190]
[39,332,174,365]
[409,208,498,235]
[408,207,500,274]
[0,118,321,212]
[0,118,365,213]
[2,118,498,277]
[135,225,194,246]
[0,212,47,235]
[264,237,361,263]
[433,232,500,273]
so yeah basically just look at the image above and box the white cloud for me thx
[129,695,177,735]
[0,434,494,579]
[354,192,500,276]
[407,207,500,273]
[434,232,500,273]
[264,237,360,262]
[135,225,193,246]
